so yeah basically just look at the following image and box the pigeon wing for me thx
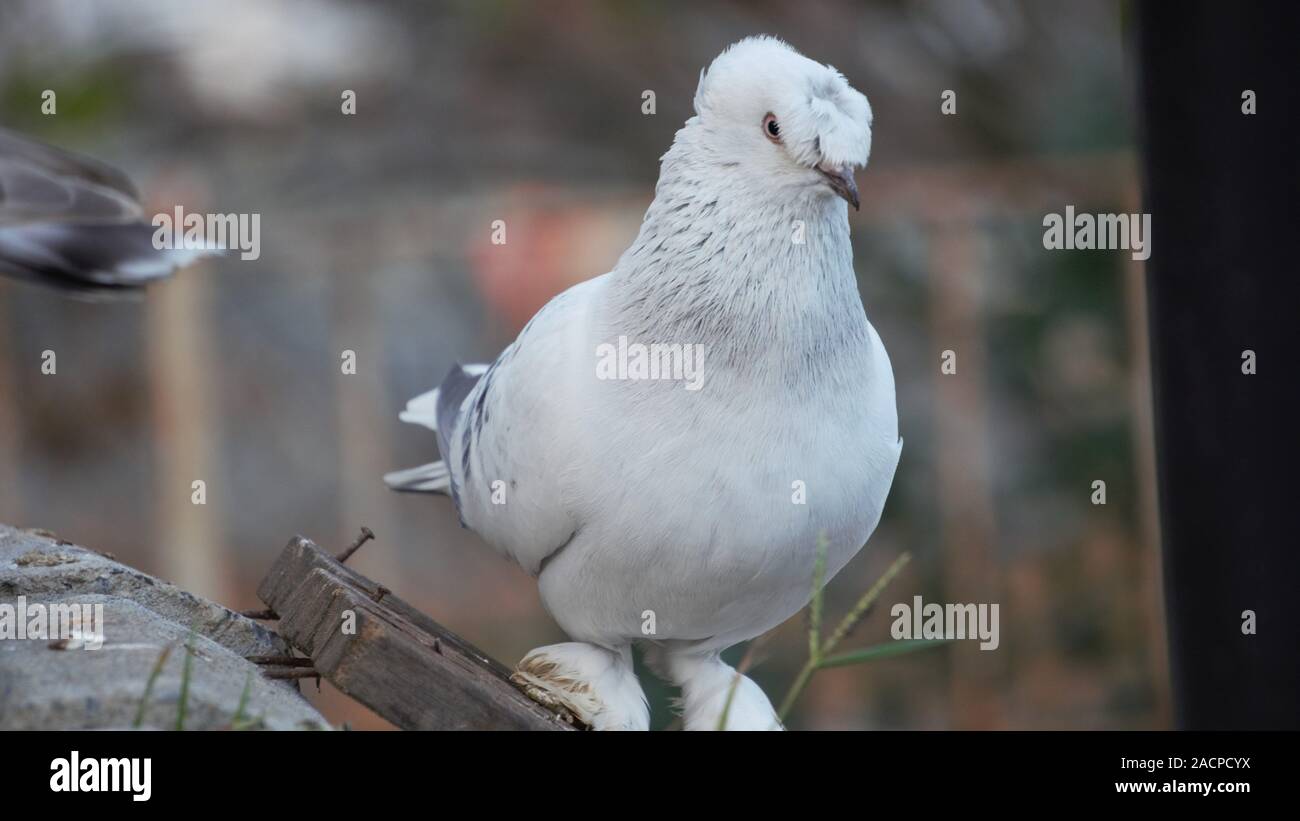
[0,129,219,294]
[0,128,143,225]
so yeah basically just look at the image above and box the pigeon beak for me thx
[818,165,860,211]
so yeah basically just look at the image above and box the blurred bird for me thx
[387,37,901,730]
[0,128,216,297]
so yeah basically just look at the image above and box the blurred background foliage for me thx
[0,0,1162,729]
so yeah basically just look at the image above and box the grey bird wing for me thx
[0,128,217,296]
[390,276,603,575]
[434,364,484,473]
[0,128,143,226]
[434,362,487,515]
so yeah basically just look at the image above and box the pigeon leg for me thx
[511,642,648,730]
[651,648,783,731]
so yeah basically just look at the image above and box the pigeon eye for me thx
[763,113,781,143]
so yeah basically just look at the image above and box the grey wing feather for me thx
[0,222,209,288]
[434,364,485,462]
[0,128,142,225]
[434,363,487,515]
[0,128,218,295]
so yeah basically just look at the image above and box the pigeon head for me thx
[690,36,873,210]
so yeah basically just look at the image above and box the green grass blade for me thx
[820,552,910,659]
[175,628,196,731]
[132,644,173,729]
[817,639,951,670]
[808,533,828,659]
[231,671,253,730]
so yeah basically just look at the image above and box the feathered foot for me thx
[511,642,649,730]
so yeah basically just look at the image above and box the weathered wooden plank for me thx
[257,535,577,730]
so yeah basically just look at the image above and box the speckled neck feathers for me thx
[605,120,870,381]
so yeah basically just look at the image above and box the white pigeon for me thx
[387,36,901,730]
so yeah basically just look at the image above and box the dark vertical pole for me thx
[1135,1,1300,729]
